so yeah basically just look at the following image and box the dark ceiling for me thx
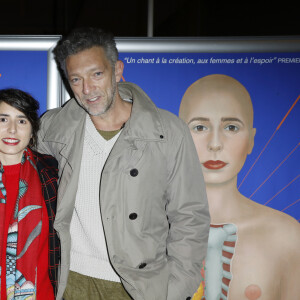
[0,0,299,38]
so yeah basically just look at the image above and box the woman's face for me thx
[186,90,255,186]
[0,102,32,165]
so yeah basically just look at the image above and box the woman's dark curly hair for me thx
[0,88,40,148]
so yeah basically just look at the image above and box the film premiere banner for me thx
[117,37,300,299]
[116,38,300,221]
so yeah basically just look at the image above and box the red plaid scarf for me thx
[0,148,44,299]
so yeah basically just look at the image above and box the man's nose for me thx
[82,78,93,95]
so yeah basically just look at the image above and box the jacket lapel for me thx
[106,82,166,165]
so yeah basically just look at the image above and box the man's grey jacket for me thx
[37,82,210,300]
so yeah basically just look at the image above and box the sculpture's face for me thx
[184,87,255,186]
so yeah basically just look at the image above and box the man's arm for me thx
[165,122,210,300]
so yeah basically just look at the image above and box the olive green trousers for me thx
[63,271,132,300]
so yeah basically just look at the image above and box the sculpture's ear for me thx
[248,127,256,154]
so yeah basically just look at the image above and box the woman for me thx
[0,88,60,299]
[179,74,300,300]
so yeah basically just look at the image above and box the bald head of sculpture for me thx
[179,74,254,128]
[179,74,256,186]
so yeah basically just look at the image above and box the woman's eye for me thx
[0,118,7,122]
[225,124,239,132]
[193,124,208,131]
[19,119,27,124]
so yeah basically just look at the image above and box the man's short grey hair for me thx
[53,27,119,77]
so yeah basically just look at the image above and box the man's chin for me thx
[86,105,111,117]
[76,96,114,117]
[76,102,103,116]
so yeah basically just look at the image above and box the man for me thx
[179,74,300,300]
[37,28,210,300]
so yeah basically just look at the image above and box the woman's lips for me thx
[2,138,20,146]
[203,160,227,170]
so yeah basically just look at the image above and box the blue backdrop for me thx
[0,51,48,115]
[120,52,300,221]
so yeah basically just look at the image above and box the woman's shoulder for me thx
[32,150,58,175]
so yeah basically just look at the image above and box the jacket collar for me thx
[118,82,166,141]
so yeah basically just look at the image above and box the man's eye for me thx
[19,119,27,124]
[193,125,207,131]
[0,118,7,122]
[94,72,102,77]
[225,124,239,132]
[70,78,79,84]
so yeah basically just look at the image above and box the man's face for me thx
[183,88,255,186]
[66,46,118,116]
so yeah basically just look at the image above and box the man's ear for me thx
[248,127,256,154]
[115,60,124,83]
